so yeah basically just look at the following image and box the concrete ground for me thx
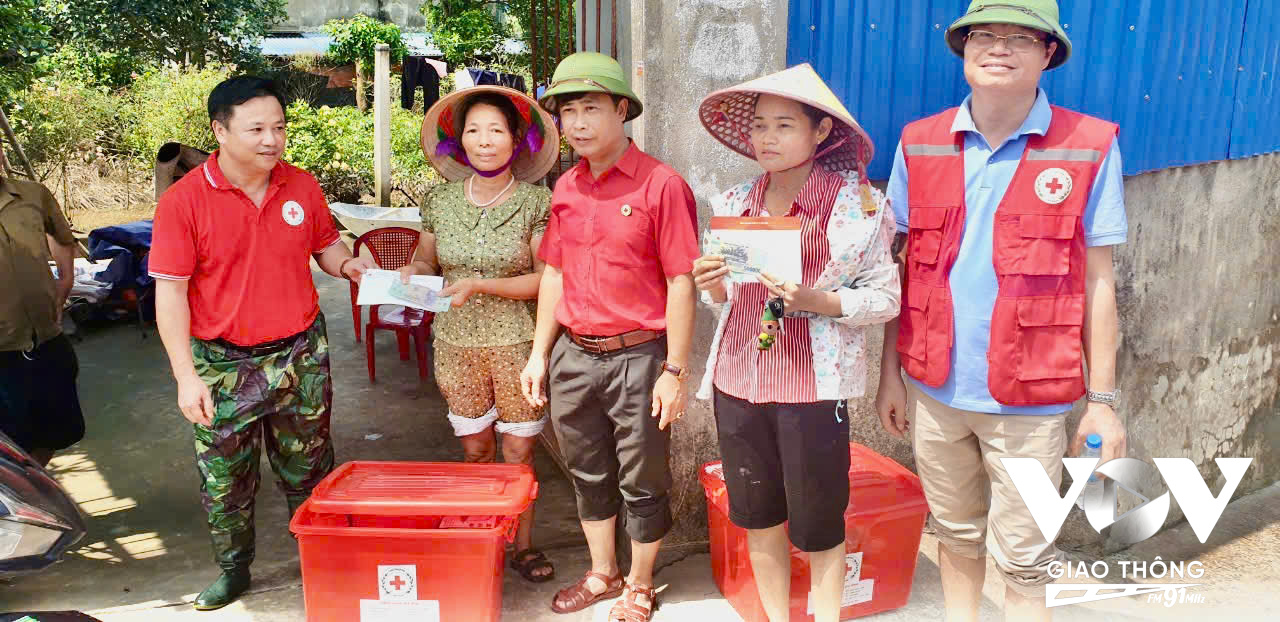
[1,271,1277,621]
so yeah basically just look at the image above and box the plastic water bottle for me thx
[1075,434,1103,510]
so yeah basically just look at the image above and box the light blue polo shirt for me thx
[886,89,1127,415]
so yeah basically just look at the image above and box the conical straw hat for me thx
[699,64,874,174]
[421,85,560,183]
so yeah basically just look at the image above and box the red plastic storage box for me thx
[700,443,929,621]
[289,461,537,622]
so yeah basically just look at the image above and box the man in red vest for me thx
[876,1,1128,620]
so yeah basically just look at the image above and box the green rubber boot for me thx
[195,529,255,610]
[193,566,251,611]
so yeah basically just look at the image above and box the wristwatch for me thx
[1086,389,1120,408]
[661,361,690,382]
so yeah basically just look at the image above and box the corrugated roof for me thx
[258,32,526,58]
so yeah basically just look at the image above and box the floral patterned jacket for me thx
[696,170,902,401]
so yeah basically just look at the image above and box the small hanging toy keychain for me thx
[757,297,784,350]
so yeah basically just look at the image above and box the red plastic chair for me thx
[349,227,432,382]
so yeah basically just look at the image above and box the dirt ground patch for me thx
[69,204,157,231]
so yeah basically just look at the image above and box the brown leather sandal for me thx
[608,582,658,622]
[550,570,625,613]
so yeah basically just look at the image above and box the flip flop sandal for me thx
[509,547,556,583]
[550,570,625,613]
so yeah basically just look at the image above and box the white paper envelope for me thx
[707,216,804,284]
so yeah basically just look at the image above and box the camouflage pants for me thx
[191,314,335,570]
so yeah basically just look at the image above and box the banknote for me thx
[703,232,767,277]
[388,280,453,313]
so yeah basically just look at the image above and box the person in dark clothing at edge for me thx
[0,147,85,468]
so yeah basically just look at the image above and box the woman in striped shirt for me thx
[691,65,901,622]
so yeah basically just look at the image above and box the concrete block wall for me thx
[634,0,792,549]
[1061,153,1280,553]
[633,0,1279,552]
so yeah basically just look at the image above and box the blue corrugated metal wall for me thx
[788,1,1278,179]
[1232,1,1280,159]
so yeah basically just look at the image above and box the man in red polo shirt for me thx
[520,52,699,621]
[149,76,376,610]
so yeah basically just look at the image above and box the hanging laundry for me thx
[401,56,442,110]
[465,69,528,94]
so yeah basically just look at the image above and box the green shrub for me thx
[37,44,149,90]
[324,15,407,112]
[284,101,439,204]
[283,101,371,203]
[389,104,438,202]
[0,0,53,101]
[121,65,231,163]
[421,0,508,68]
[38,0,285,71]
[8,76,123,178]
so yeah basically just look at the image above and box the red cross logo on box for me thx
[1034,168,1073,205]
[378,565,417,601]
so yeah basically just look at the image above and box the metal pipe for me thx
[596,0,601,51]
[611,0,617,58]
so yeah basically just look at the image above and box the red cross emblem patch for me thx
[1034,168,1073,205]
[282,200,305,226]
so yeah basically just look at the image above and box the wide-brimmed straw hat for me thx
[420,85,560,183]
[698,64,874,174]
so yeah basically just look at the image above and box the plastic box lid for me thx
[306,461,538,517]
[701,443,926,517]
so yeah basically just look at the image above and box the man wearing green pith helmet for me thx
[876,1,1129,620]
[519,52,699,622]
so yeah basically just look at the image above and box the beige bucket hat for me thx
[420,85,560,183]
[698,63,874,174]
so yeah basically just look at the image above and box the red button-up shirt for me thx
[149,152,341,346]
[714,165,841,403]
[539,142,699,336]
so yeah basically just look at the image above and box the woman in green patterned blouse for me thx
[401,86,561,582]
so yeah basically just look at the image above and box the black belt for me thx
[212,329,307,358]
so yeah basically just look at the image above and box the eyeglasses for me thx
[965,29,1045,53]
